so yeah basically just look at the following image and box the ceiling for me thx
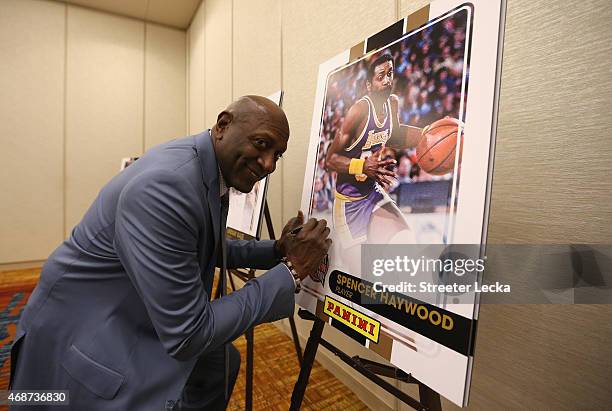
[58,0,202,29]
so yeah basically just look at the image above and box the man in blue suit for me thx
[9,96,331,410]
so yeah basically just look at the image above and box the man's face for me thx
[368,60,394,100]
[214,112,288,193]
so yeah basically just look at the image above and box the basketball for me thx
[416,117,463,175]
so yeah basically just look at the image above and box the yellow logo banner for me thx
[324,296,380,343]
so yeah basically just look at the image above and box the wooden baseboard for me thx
[0,260,45,272]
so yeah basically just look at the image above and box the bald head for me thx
[220,95,289,139]
[211,95,290,193]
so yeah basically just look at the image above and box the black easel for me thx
[221,201,304,410]
[289,309,442,411]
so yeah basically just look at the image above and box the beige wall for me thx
[204,0,232,127]
[0,0,186,264]
[64,6,145,232]
[187,1,205,134]
[0,0,65,263]
[145,24,187,149]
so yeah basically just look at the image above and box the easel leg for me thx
[213,271,222,300]
[290,310,440,411]
[263,202,276,239]
[419,382,442,411]
[245,327,254,411]
[288,315,303,365]
[228,270,237,292]
[245,268,256,411]
[264,201,304,365]
[289,317,325,410]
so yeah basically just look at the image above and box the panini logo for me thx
[324,296,380,343]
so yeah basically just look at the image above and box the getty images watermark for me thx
[357,244,612,304]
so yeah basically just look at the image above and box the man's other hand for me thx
[274,210,304,258]
[286,218,332,280]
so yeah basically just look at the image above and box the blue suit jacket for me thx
[10,131,295,410]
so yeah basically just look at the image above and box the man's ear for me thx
[365,80,372,93]
[215,111,233,138]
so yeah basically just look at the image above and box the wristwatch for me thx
[281,257,301,293]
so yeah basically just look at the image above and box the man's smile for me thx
[246,165,262,180]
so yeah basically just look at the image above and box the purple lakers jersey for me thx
[336,95,393,198]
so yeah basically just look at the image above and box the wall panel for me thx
[188,2,205,134]
[0,0,65,263]
[65,6,144,232]
[233,0,281,98]
[204,0,232,127]
[399,0,437,19]
[145,23,186,149]
[488,0,612,245]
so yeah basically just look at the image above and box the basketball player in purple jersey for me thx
[325,54,424,272]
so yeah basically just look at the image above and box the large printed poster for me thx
[298,0,505,406]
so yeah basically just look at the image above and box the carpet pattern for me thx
[229,322,368,410]
[0,268,39,411]
[0,268,368,410]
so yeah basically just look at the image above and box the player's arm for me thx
[325,102,395,184]
[325,101,367,173]
[386,94,423,149]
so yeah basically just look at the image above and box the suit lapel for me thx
[194,130,222,247]
[208,185,221,246]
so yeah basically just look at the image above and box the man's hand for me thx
[363,150,396,186]
[274,210,304,258]
[286,218,332,280]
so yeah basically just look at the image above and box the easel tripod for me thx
[289,309,442,411]
[217,201,303,410]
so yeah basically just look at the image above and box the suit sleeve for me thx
[114,169,295,361]
[224,239,278,269]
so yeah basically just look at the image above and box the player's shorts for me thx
[332,184,393,249]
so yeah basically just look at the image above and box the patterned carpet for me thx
[229,322,368,410]
[0,268,368,410]
[0,268,39,411]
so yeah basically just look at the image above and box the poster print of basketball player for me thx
[299,1,505,406]
[309,8,469,278]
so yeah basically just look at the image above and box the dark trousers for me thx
[178,343,241,411]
